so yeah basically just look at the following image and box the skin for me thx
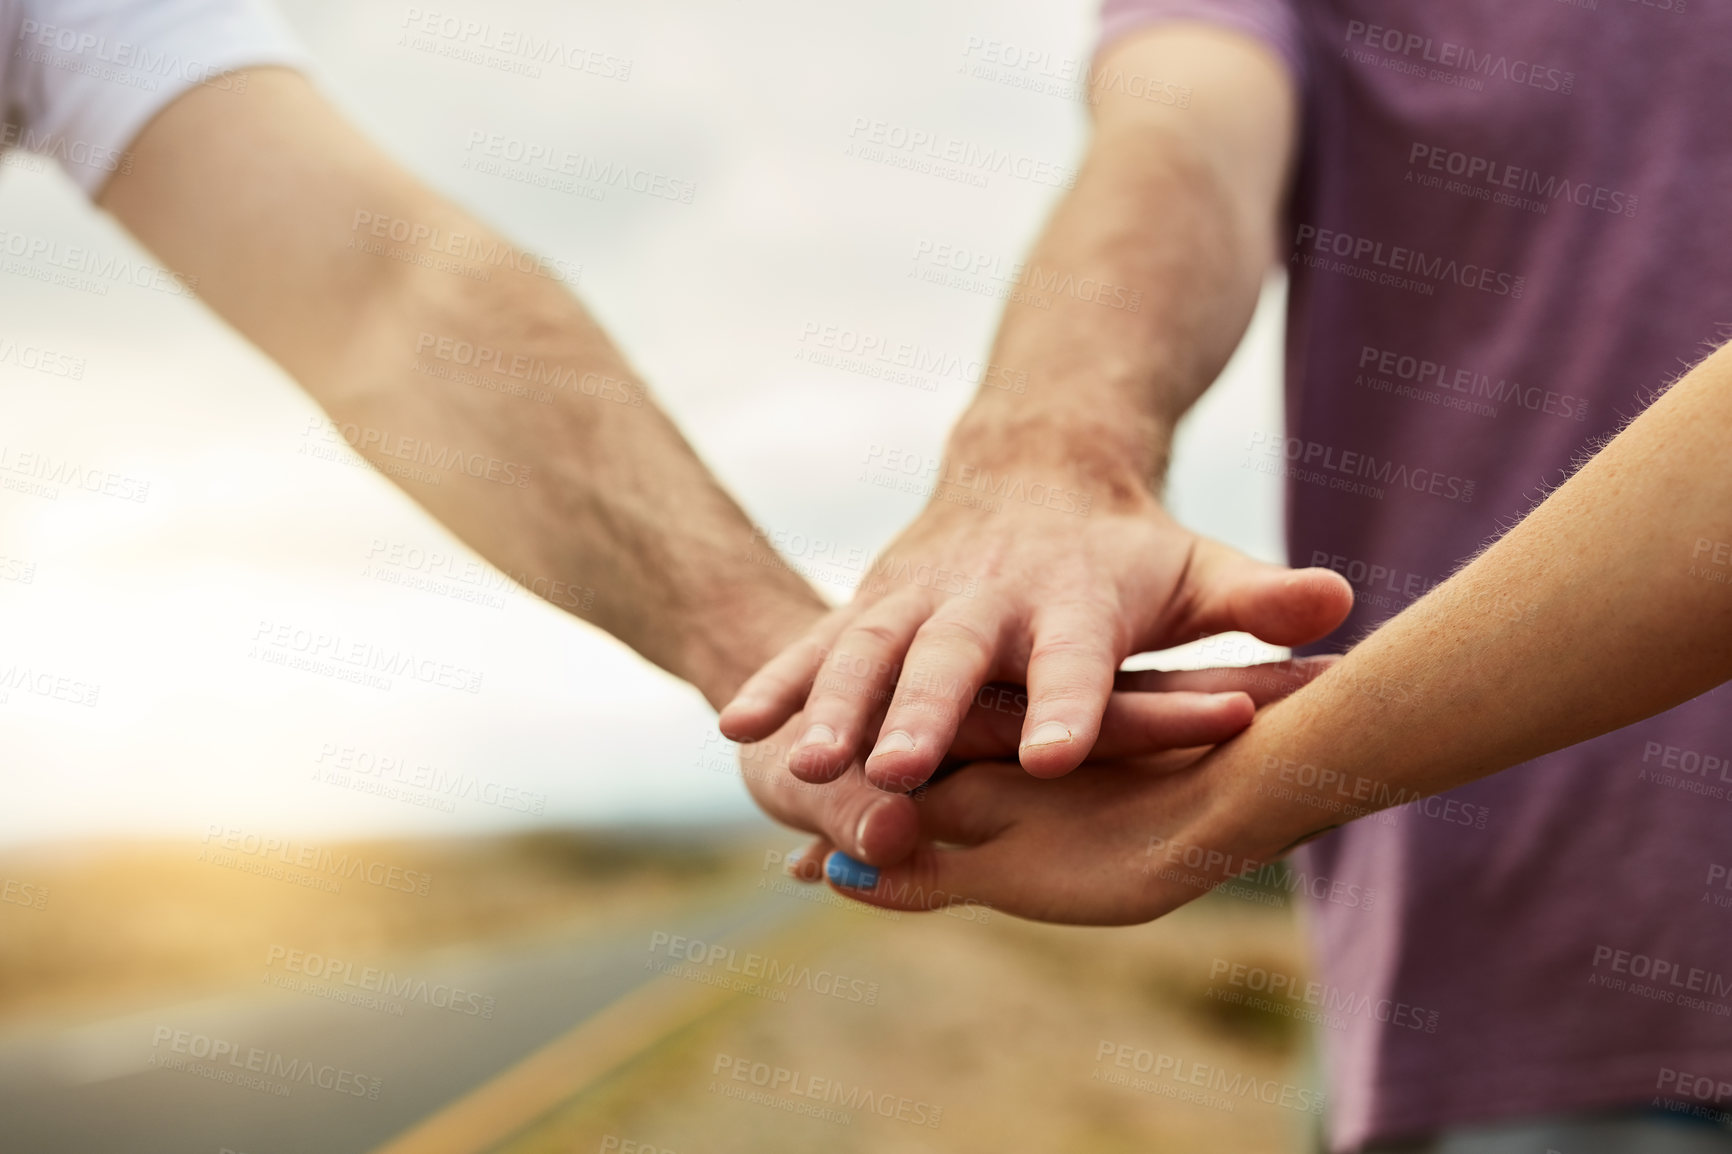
[720,27,1353,789]
[91,65,1326,862]
[822,338,1732,921]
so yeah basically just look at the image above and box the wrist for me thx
[943,409,1169,516]
[677,578,828,710]
[1189,711,1340,866]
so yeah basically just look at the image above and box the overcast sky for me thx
[0,0,1286,846]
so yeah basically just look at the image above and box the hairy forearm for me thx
[102,69,822,705]
[947,25,1297,495]
[1212,343,1732,855]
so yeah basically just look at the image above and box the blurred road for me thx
[0,890,803,1154]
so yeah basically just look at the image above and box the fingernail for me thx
[826,851,880,890]
[854,799,888,857]
[869,730,916,759]
[1022,720,1072,749]
[793,723,837,751]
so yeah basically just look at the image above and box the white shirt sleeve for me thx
[2,0,310,197]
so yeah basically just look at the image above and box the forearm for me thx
[102,69,823,706]
[1212,343,1732,855]
[946,25,1297,496]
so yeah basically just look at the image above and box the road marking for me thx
[368,908,834,1154]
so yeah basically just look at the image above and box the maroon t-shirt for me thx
[1100,1,1732,1148]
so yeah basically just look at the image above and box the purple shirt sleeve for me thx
[1097,0,1308,91]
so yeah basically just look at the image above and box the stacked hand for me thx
[722,490,1352,923]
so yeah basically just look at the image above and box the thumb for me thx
[1175,539,1353,648]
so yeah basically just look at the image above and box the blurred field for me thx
[0,829,1321,1153]
[0,827,762,1025]
[492,891,1321,1154]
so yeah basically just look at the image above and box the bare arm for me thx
[834,342,1732,922]
[1220,342,1732,857]
[723,25,1351,787]
[100,67,823,708]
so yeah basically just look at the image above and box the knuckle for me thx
[913,616,996,661]
[842,620,905,652]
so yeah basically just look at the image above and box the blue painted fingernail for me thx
[825,851,879,890]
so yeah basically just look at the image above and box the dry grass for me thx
[496,881,1321,1154]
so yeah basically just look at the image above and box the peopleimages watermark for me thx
[1637,740,1732,803]
[1653,1067,1732,1128]
[757,849,904,922]
[0,334,87,381]
[645,931,880,1006]
[0,660,101,709]
[460,130,694,205]
[1342,20,1575,95]
[845,116,1074,191]
[1691,538,1732,586]
[1308,548,1540,625]
[0,443,150,504]
[363,535,593,614]
[249,618,485,695]
[709,1053,943,1128]
[1292,224,1525,299]
[1405,142,1637,218]
[263,944,497,1019]
[1244,431,1476,505]
[0,555,37,586]
[1354,344,1589,423]
[149,1026,383,1100]
[1209,958,1441,1034]
[299,415,533,490]
[347,210,581,285]
[311,740,548,816]
[1589,944,1732,1018]
[748,525,980,599]
[1143,835,1378,911]
[598,1139,677,1154]
[795,321,1026,395]
[0,226,195,299]
[397,8,631,80]
[199,825,433,896]
[1092,1041,1326,1115]
[909,238,1142,313]
[14,20,254,94]
[0,123,131,180]
[1,876,49,911]
[1257,754,1493,831]
[413,331,643,408]
[860,443,1093,517]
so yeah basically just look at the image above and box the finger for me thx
[1115,654,1339,707]
[718,611,850,741]
[1087,691,1253,758]
[787,591,934,783]
[824,836,1126,924]
[787,839,832,883]
[741,734,920,865]
[863,600,1008,792]
[1176,540,1354,647]
[1017,600,1122,778]
[949,685,1251,761]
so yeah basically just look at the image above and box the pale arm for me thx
[100,67,824,707]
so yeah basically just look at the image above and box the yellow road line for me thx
[368,909,836,1154]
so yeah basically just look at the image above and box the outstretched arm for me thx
[836,341,1732,921]
[721,25,1351,789]
[100,67,822,708]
